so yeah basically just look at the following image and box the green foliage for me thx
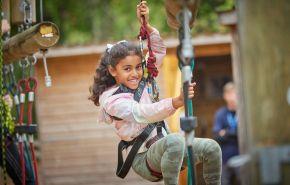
[42,0,234,45]
[0,98,14,133]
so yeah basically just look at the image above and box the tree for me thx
[42,0,234,45]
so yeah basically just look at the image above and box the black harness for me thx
[109,78,166,179]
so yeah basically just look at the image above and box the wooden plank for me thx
[40,135,117,146]
[38,114,97,124]
[42,158,116,168]
[41,149,117,161]
[43,173,163,185]
[41,142,116,153]
[40,130,114,142]
[167,43,231,57]
[41,131,113,140]
[41,140,116,150]
[40,121,105,133]
[37,105,97,117]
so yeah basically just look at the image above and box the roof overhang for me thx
[35,34,232,59]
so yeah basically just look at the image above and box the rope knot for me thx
[147,56,158,77]
[138,25,148,40]
[138,15,158,78]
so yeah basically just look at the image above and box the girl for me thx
[90,2,221,185]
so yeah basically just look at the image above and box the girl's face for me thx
[109,55,143,90]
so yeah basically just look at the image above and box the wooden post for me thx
[218,9,253,185]
[236,1,290,184]
[3,21,60,64]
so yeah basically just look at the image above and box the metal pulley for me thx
[165,0,200,30]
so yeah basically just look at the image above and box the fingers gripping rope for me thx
[138,0,158,78]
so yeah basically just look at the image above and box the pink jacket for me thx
[98,29,176,152]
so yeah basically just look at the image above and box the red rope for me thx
[17,77,39,185]
[17,79,27,185]
[19,142,25,185]
[26,77,39,185]
[29,142,38,185]
[138,6,158,78]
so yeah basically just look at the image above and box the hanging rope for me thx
[137,0,160,103]
[177,4,197,185]
[26,76,39,185]
[138,0,158,78]
[14,57,39,185]
[3,64,21,117]
[17,78,27,185]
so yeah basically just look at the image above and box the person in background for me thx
[213,82,240,185]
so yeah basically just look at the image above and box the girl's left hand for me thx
[172,82,196,109]
[137,1,149,25]
[188,82,196,99]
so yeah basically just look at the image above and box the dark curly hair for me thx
[89,41,142,106]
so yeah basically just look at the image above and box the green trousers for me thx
[132,133,222,185]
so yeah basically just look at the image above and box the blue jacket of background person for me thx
[212,106,239,164]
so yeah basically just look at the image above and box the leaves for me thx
[42,0,234,45]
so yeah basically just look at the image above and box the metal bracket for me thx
[258,145,290,184]
[180,116,197,133]
[15,124,37,134]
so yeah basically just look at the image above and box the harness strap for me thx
[109,78,146,121]
[116,124,156,178]
[111,78,167,179]
[145,130,164,149]
[113,78,146,100]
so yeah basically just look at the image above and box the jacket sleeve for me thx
[102,93,176,124]
[212,110,226,143]
[149,28,166,68]
[212,109,237,143]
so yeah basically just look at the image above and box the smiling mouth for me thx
[128,79,140,85]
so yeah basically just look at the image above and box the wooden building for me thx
[34,34,232,185]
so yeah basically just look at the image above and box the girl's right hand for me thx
[172,82,196,109]
[137,1,149,25]
[137,1,155,33]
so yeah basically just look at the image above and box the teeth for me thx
[129,79,138,83]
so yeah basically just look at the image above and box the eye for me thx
[123,67,131,72]
[136,64,143,71]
